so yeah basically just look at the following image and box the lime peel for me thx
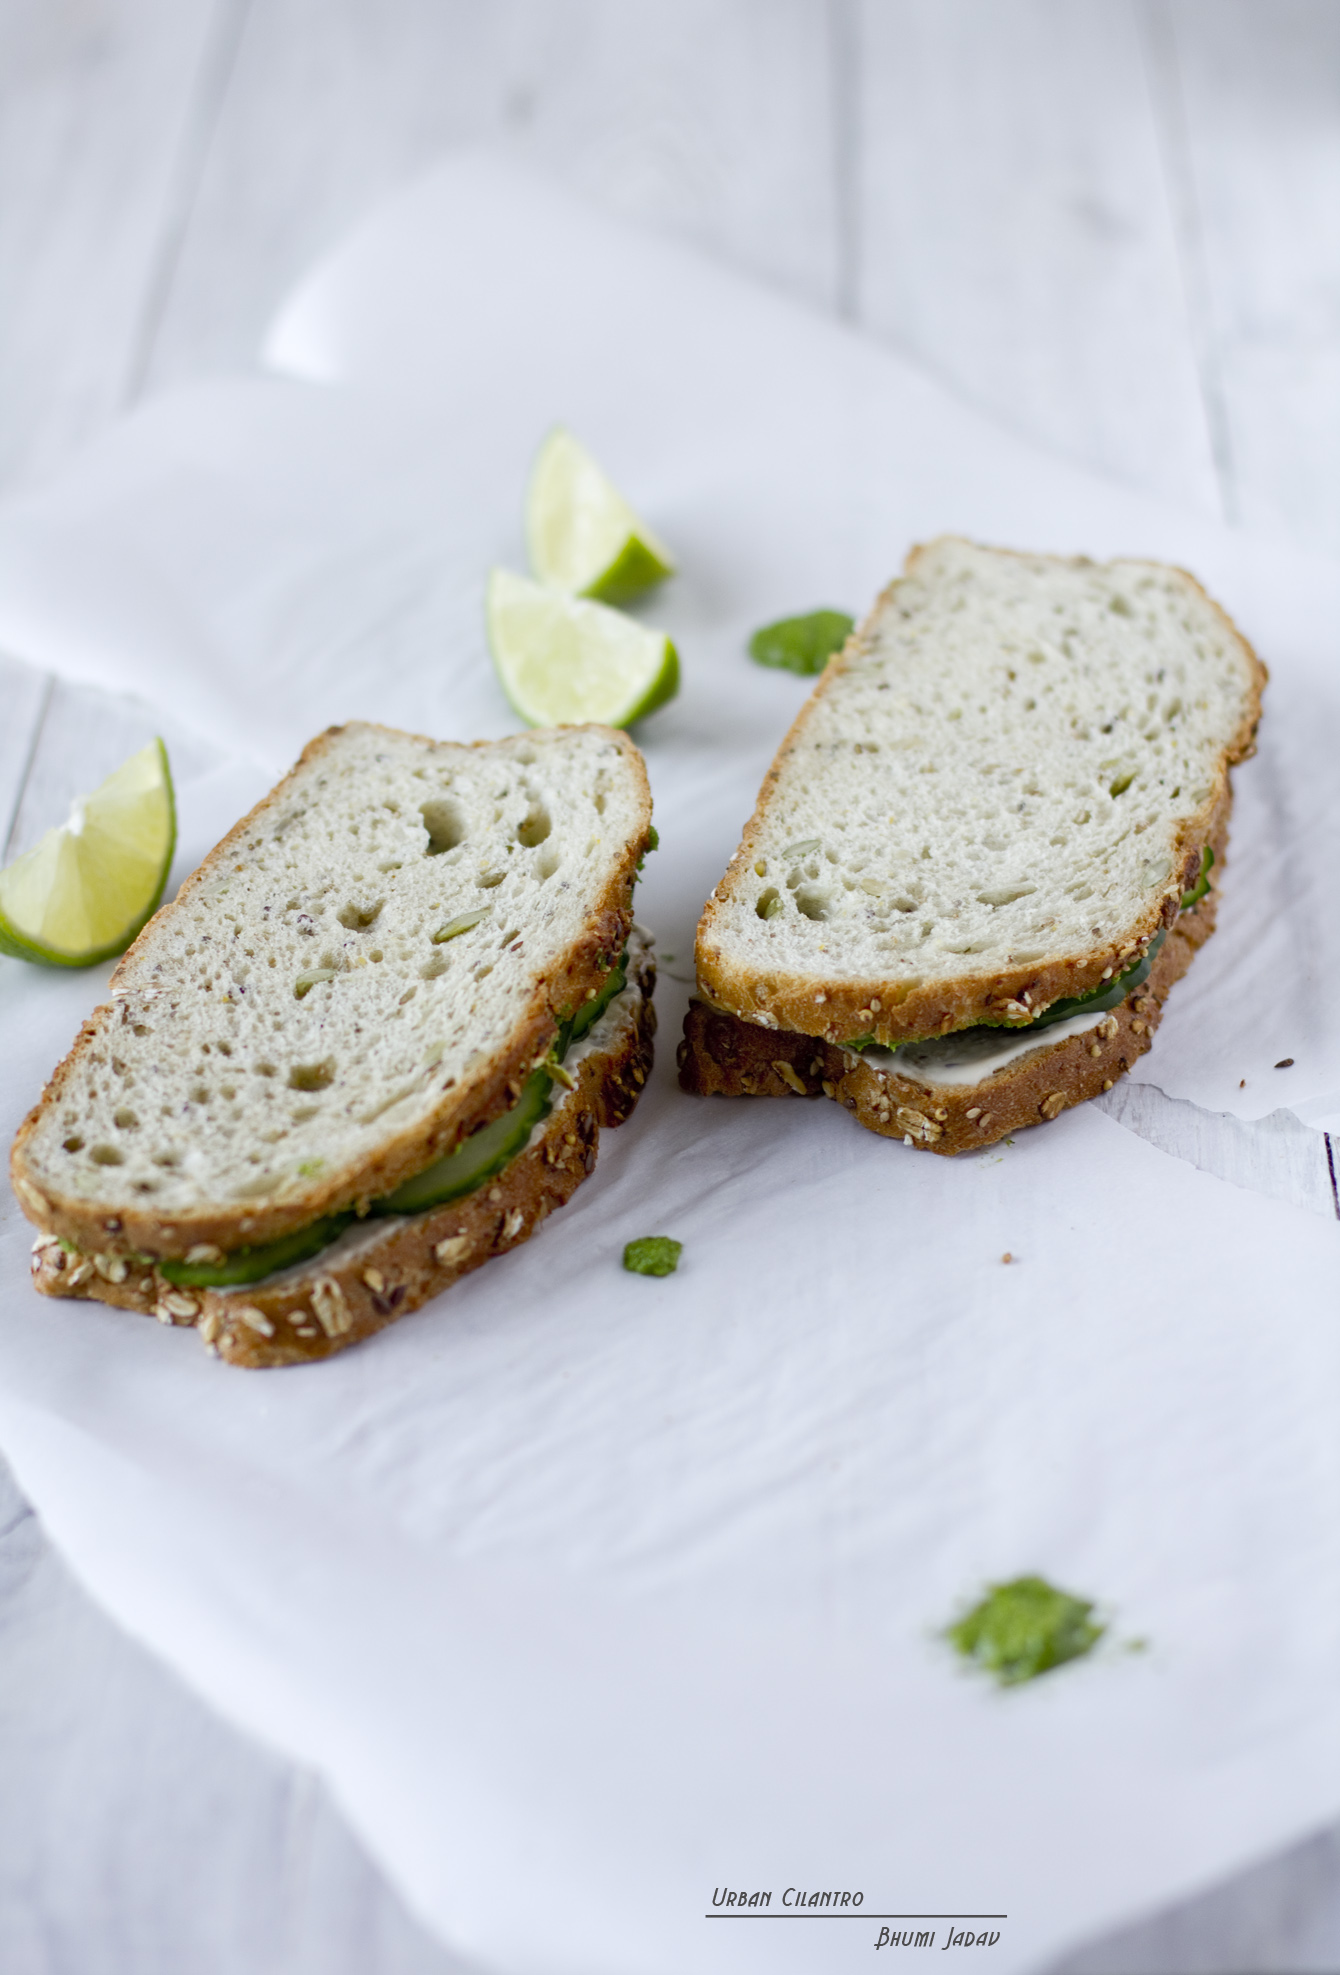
[486,569,679,730]
[526,427,674,605]
[0,740,176,967]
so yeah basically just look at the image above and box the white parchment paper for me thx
[0,156,1338,1974]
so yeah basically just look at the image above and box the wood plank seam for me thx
[1098,1079,1339,1221]
[121,0,256,409]
[1135,0,1240,523]
[2,670,53,861]
[827,0,862,321]
[0,1499,32,1545]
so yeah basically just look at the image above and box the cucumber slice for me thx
[1023,930,1165,1033]
[844,932,1167,1055]
[562,948,628,1051]
[159,1213,354,1288]
[372,1070,552,1216]
[154,967,623,1285]
[1180,844,1213,911]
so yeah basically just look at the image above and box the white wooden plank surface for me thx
[1169,0,1340,561]
[0,0,223,492]
[4,675,216,863]
[852,0,1223,516]
[0,1459,471,1975]
[1051,1812,1340,1975]
[141,0,842,393]
[3,4,1340,1971]
[0,655,51,858]
[1098,1083,1340,1221]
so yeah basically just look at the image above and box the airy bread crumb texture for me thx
[31,940,658,1367]
[15,721,650,1252]
[697,539,1263,1041]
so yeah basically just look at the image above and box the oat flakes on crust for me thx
[681,879,1212,1155]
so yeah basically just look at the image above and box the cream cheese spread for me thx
[845,1005,1110,1090]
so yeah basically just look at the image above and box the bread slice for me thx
[31,937,656,1366]
[695,538,1263,1047]
[682,539,1263,1152]
[12,721,652,1260]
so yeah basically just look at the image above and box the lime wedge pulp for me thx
[0,740,176,966]
[487,569,679,729]
[526,427,675,606]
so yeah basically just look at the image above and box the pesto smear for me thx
[748,609,854,676]
[947,1575,1105,1686]
[622,1236,682,1277]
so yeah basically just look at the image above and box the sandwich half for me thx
[15,721,656,1365]
[679,538,1264,1152]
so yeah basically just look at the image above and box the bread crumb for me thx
[1001,1252,1013,1264]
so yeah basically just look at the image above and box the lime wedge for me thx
[526,427,675,606]
[487,569,679,729]
[0,740,176,967]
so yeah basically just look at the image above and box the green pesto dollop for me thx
[946,1575,1105,1686]
[748,609,854,676]
[623,1236,682,1277]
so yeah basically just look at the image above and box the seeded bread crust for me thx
[695,540,1263,1046]
[30,945,656,1367]
[12,722,653,1261]
[680,916,1198,1154]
